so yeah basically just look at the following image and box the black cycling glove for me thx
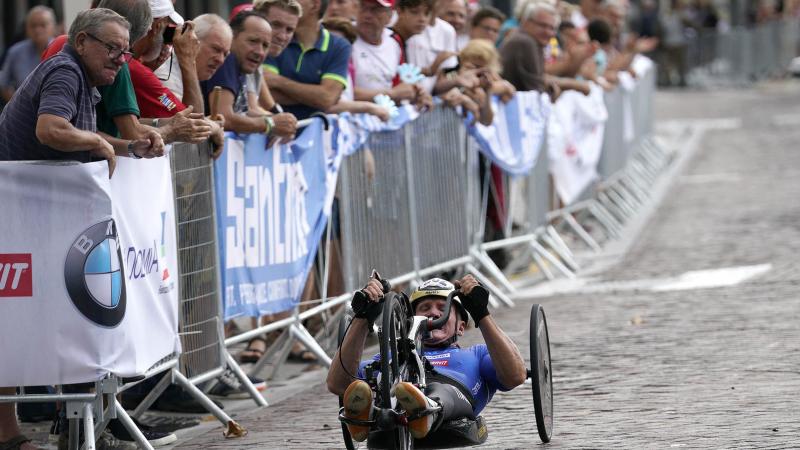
[351,290,382,325]
[463,285,490,326]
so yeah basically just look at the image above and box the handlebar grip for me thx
[426,290,459,331]
[371,269,392,294]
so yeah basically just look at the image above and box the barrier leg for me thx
[540,230,579,272]
[562,212,602,252]
[171,369,243,435]
[225,352,268,407]
[465,263,514,307]
[289,322,333,367]
[130,370,172,419]
[545,225,578,266]
[472,248,517,294]
[82,403,95,450]
[266,330,295,381]
[249,327,292,377]
[530,239,576,280]
[68,417,80,450]
[589,201,623,237]
[597,192,628,224]
[606,185,637,218]
[530,246,555,280]
[113,402,153,450]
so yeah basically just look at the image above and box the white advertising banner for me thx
[0,158,180,386]
[548,83,609,205]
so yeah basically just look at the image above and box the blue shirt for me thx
[0,39,45,91]
[264,27,351,120]
[201,53,248,116]
[358,344,509,415]
[0,44,99,162]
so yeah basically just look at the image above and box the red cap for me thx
[229,3,254,22]
[366,0,394,8]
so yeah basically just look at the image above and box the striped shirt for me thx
[0,44,100,162]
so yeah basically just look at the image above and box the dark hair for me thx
[322,17,357,43]
[229,9,269,35]
[470,6,506,28]
[397,0,434,13]
[558,20,575,33]
[587,18,612,44]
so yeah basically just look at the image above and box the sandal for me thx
[238,336,267,363]
[0,435,33,450]
[288,349,319,363]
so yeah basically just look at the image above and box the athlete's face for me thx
[415,298,465,347]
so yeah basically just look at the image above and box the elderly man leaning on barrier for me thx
[201,10,297,139]
[0,9,159,450]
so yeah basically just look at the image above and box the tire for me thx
[379,292,413,449]
[530,304,553,443]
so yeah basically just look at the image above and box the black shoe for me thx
[151,389,224,414]
[108,418,177,447]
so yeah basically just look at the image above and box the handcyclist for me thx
[326,275,527,441]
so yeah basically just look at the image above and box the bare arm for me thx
[216,89,270,134]
[354,83,417,104]
[35,113,116,176]
[172,21,204,113]
[265,73,344,111]
[477,316,528,389]
[327,100,390,121]
[327,317,371,396]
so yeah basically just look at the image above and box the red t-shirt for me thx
[41,34,67,60]
[43,36,185,118]
[128,58,186,118]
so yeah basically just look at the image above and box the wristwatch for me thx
[127,141,142,159]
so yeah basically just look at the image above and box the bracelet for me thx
[263,115,275,135]
[127,141,142,159]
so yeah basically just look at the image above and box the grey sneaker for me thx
[208,369,266,399]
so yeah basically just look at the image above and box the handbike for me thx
[336,283,553,449]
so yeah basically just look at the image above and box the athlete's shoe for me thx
[393,382,439,439]
[342,380,373,442]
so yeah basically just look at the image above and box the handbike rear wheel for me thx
[378,292,413,449]
[530,304,553,443]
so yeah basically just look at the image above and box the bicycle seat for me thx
[414,415,488,449]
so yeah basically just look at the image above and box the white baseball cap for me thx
[149,0,184,25]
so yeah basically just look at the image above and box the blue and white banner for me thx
[467,91,551,176]
[0,158,180,386]
[215,120,341,318]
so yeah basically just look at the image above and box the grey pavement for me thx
[20,80,800,449]
[170,79,800,448]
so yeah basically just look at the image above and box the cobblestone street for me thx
[174,80,800,449]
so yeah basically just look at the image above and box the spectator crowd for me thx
[5,0,792,448]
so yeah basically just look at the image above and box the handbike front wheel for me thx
[377,292,413,450]
[337,313,363,450]
[530,304,553,443]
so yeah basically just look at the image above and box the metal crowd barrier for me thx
[687,18,800,86]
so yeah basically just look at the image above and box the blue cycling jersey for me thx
[357,344,510,415]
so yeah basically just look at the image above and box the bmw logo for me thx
[64,219,126,327]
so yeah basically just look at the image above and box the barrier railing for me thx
[686,18,800,86]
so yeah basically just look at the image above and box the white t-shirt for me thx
[406,18,459,92]
[352,28,403,92]
[154,50,184,99]
[456,33,470,51]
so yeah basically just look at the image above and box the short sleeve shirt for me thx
[0,44,99,162]
[128,58,186,118]
[201,53,248,116]
[406,18,459,93]
[264,26,351,120]
[357,344,508,416]
[351,28,403,92]
[0,39,44,91]
[43,35,140,137]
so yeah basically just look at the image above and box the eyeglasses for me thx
[529,19,556,32]
[85,32,134,63]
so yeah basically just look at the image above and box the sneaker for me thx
[58,429,138,450]
[108,418,177,447]
[151,389,225,414]
[208,369,267,399]
[393,382,439,439]
[342,380,373,442]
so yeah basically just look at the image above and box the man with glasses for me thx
[468,7,505,44]
[500,1,590,98]
[0,10,160,450]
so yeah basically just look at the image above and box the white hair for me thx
[193,13,233,42]
[521,1,559,25]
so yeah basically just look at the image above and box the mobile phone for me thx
[163,26,176,44]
